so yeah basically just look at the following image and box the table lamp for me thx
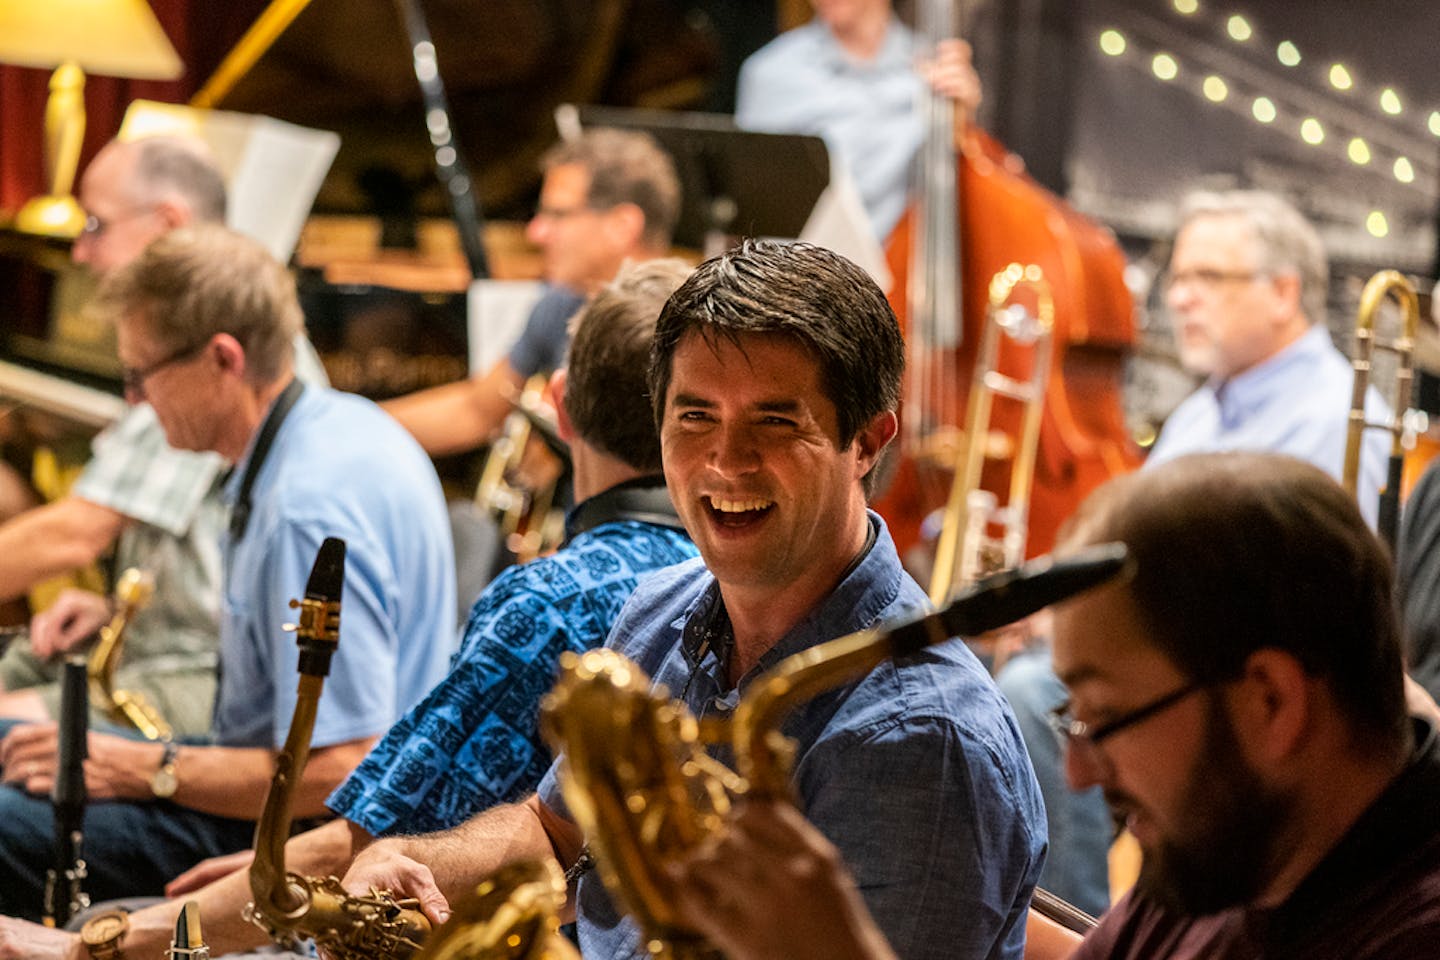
[0,0,182,237]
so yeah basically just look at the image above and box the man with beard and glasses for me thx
[662,452,1440,960]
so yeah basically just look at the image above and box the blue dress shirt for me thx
[1147,324,1391,528]
[537,513,1047,960]
[737,19,922,240]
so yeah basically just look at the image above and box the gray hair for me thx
[1177,190,1327,326]
[130,136,228,225]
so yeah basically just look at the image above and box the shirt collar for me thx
[812,16,913,74]
[1210,325,1332,426]
[677,511,907,683]
[562,474,682,543]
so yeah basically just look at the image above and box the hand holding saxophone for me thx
[28,589,112,660]
[665,801,896,960]
[338,843,452,928]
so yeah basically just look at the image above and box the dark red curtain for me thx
[0,0,197,216]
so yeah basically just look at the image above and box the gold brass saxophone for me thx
[540,545,1128,958]
[244,537,431,960]
[87,568,171,741]
[1343,269,1420,548]
[411,860,580,960]
[929,264,1055,607]
[475,375,568,564]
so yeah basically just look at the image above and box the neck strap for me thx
[229,379,305,541]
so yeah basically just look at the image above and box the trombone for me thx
[929,263,1055,606]
[1343,270,1420,548]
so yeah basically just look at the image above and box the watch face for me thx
[152,765,178,799]
[81,910,130,946]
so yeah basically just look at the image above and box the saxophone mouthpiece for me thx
[929,542,1129,648]
[305,537,347,605]
[291,537,346,677]
[167,901,209,959]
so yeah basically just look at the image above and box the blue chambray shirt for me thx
[538,513,1047,960]
[1147,324,1391,529]
[736,18,922,240]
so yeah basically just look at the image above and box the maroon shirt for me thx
[1075,720,1440,960]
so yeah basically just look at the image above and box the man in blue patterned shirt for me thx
[327,258,698,835]
[0,258,700,959]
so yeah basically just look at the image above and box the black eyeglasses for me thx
[121,339,209,401]
[1048,679,1220,750]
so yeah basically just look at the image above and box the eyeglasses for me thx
[532,204,602,222]
[1048,679,1219,750]
[1162,268,1265,294]
[80,206,156,239]
[121,339,209,401]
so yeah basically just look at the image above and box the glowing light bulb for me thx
[1252,97,1277,123]
[1276,41,1301,67]
[1299,118,1324,145]
[1173,0,1199,13]
[1380,88,1403,115]
[1365,211,1389,238]
[1202,76,1228,102]
[1227,15,1252,41]
[1429,111,1440,136]
[1348,138,1372,165]
[1152,53,1178,81]
[1394,157,1415,183]
[1099,29,1126,56]
[1329,64,1353,90]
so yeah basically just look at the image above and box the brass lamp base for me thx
[15,193,85,238]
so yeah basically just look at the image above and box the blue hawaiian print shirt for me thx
[328,507,696,836]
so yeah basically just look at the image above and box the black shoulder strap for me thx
[229,379,305,541]
[562,475,686,545]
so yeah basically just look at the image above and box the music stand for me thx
[568,104,831,253]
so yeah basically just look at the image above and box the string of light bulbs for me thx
[1093,1,1438,240]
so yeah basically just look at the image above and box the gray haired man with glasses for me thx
[1148,189,1389,525]
[0,135,325,737]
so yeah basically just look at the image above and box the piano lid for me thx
[190,0,720,225]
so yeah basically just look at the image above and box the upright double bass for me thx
[874,1,1139,570]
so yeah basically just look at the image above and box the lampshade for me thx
[0,0,182,236]
[0,0,181,79]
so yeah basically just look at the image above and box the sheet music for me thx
[119,100,340,263]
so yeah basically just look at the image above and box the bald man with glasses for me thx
[0,135,326,737]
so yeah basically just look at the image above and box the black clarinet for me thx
[43,655,91,927]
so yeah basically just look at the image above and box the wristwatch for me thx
[79,908,129,960]
[150,740,179,800]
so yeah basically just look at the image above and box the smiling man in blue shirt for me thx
[341,239,1047,960]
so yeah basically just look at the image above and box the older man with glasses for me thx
[0,135,327,738]
[1147,188,1390,521]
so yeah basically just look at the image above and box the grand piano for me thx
[0,0,721,480]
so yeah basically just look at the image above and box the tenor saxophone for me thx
[245,537,431,960]
[87,568,171,741]
[541,544,1127,957]
[411,860,580,960]
[244,537,584,960]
